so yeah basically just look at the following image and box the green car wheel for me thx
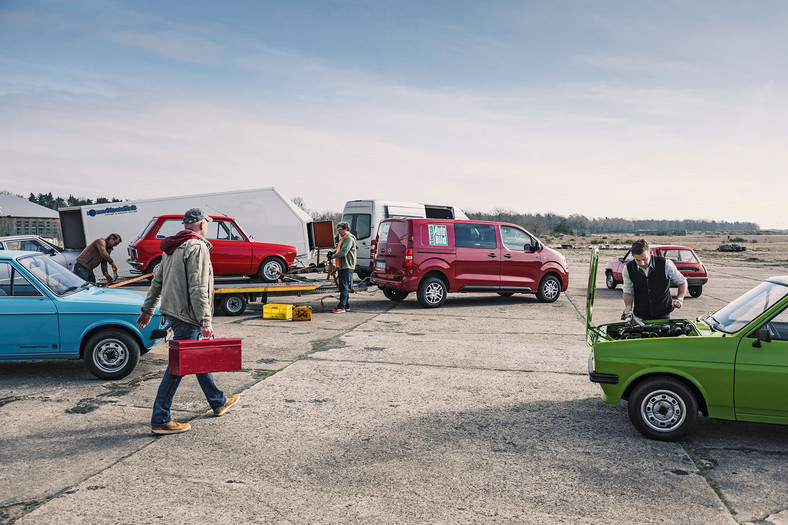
[628,377,698,441]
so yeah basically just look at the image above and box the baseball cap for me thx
[183,208,213,224]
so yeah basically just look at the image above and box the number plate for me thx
[375,260,386,270]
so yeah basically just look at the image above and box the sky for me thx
[1,0,787,229]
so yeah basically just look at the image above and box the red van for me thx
[127,215,297,282]
[371,218,569,308]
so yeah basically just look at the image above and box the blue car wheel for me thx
[84,328,140,380]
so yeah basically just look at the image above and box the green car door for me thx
[735,306,788,423]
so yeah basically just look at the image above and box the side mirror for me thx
[49,249,57,256]
[618,257,625,262]
[752,326,772,348]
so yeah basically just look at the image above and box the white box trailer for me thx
[59,188,313,277]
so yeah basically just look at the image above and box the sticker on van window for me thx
[378,222,391,243]
[428,224,448,246]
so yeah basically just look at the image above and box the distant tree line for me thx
[465,209,759,237]
[28,192,123,210]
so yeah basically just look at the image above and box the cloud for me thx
[107,30,226,65]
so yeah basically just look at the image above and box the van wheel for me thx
[382,288,409,301]
[606,271,617,289]
[258,257,286,282]
[219,294,247,316]
[417,277,447,308]
[689,286,702,298]
[628,377,698,441]
[537,275,561,303]
[84,328,140,380]
[357,270,371,280]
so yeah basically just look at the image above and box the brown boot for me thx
[151,420,191,435]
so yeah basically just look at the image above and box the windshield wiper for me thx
[706,315,724,332]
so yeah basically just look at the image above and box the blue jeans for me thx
[151,316,226,426]
[337,268,353,309]
[73,263,95,283]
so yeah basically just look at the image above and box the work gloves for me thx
[326,250,335,260]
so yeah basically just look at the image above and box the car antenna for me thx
[202,204,229,217]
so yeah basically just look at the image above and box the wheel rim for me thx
[641,389,686,433]
[92,338,129,373]
[225,296,244,313]
[263,261,283,280]
[543,278,559,300]
[424,282,444,305]
[606,274,615,287]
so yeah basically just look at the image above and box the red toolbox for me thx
[169,338,242,375]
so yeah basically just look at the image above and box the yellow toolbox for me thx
[263,303,293,320]
[293,305,312,321]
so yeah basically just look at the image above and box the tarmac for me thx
[1,251,787,524]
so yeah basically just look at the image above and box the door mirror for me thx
[752,326,772,348]
[48,248,57,256]
[618,257,624,262]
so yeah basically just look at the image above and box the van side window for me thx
[342,214,371,240]
[500,226,534,251]
[455,224,497,249]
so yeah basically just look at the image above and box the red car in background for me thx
[127,215,297,282]
[604,245,708,298]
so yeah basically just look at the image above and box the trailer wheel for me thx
[689,286,703,298]
[220,294,247,316]
[258,257,286,283]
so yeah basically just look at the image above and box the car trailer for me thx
[109,269,370,316]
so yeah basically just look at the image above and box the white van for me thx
[341,200,469,278]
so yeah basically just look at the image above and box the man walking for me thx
[74,233,121,283]
[622,238,687,320]
[327,221,356,313]
[137,208,238,435]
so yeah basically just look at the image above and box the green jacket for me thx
[332,232,357,270]
[141,237,214,327]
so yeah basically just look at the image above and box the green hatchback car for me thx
[586,247,788,441]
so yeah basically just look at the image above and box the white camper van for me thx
[60,188,313,277]
[341,200,469,278]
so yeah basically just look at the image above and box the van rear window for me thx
[342,213,371,240]
[380,220,408,245]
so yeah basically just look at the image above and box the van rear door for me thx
[453,222,501,290]
[373,219,409,280]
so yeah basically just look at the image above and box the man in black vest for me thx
[622,239,688,320]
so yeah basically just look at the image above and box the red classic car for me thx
[127,215,297,282]
[604,244,708,298]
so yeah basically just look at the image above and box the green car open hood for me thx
[586,247,605,346]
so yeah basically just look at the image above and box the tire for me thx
[357,270,372,280]
[146,258,162,280]
[417,276,447,308]
[382,288,409,301]
[258,257,286,282]
[536,274,561,303]
[628,377,698,441]
[220,294,247,316]
[689,286,702,298]
[606,271,617,289]
[84,328,140,380]
[497,292,515,297]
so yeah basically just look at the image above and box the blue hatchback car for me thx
[0,250,165,379]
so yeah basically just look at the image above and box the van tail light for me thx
[371,239,377,256]
[405,248,413,267]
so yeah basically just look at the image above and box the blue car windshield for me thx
[711,281,788,334]
[17,254,87,296]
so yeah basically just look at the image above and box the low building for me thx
[0,193,61,242]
